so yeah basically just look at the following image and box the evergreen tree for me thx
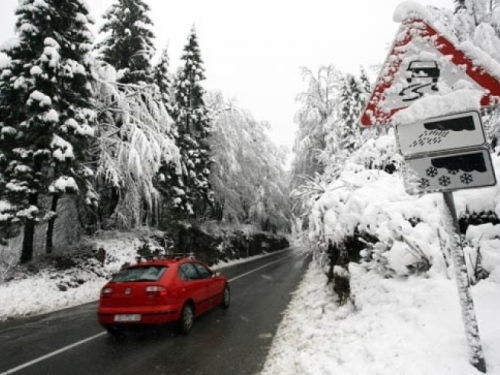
[0,0,95,262]
[97,0,155,84]
[154,46,174,116]
[339,75,363,153]
[359,67,372,99]
[170,27,213,218]
[454,0,466,13]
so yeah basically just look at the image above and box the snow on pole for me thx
[442,191,486,373]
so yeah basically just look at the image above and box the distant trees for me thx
[207,92,292,233]
[291,66,343,190]
[0,0,96,262]
[290,65,373,224]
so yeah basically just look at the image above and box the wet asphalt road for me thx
[0,248,310,375]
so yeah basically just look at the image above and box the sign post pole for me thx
[442,191,487,373]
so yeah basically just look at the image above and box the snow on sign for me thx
[359,17,500,128]
[396,111,485,156]
[403,148,496,194]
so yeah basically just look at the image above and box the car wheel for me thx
[103,325,126,339]
[178,303,194,334]
[221,285,230,309]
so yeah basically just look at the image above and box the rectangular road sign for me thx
[396,111,485,157]
[403,147,496,195]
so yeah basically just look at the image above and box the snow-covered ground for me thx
[261,4,500,372]
[261,262,500,375]
[0,229,285,321]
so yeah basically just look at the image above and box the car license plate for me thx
[114,314,141,322]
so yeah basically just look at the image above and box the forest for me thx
[0,0,296,271]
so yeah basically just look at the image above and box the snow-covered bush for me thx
[309,131,500,283]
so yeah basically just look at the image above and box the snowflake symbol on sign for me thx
[438,176,451,186]
[460,173,473,185]
[418,178,430,189]
[426,166,438,178]
[448,169,459,175]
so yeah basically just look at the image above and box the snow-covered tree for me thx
[97,0,155,85]
[339,75,362,153]
[154,46,174,116]
[207,92,292,232]
[92,63,179,229]
[0,0,95,262]
[291,66,343,191]
[169,27,213,218]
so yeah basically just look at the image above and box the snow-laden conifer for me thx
[97,0,155,85]
[169,27,213,218]
[0,0,95,262]
[154,46,174,117]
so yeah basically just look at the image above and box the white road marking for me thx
[0,332,107,375]
[1,251,298,375]
[228,252,297,283]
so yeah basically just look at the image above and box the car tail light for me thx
[145,286,167,298]
[101,287,113,298]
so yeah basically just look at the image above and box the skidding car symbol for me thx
[406,60,440,85]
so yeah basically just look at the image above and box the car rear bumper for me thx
[98,306,181,325]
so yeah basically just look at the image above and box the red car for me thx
[97,256,230,336]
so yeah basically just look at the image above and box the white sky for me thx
[0,0,454,148]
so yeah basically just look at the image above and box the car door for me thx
[178,262,210,314]
[193,262,224,308]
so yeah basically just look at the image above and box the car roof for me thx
[128,257,203,268]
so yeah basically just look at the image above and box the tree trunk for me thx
[46,195,59,254]
[20,193,38,264]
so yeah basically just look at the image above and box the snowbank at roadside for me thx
[261,263,500,375]
[0,231,141,321]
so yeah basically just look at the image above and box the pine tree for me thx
[339,75,363,153]
[154,46,174,116]
[359,67,372,99]
[0,0,95,262]
[454,0,466,13]
[170,27,213,218]
[97,0,155,85]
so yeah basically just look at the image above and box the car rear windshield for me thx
[111,266,167,282]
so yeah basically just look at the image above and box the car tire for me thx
[178,303,195,334]
[221,284,230,309]
[103,325,126,339]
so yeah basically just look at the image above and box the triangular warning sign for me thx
[360,18,500,128]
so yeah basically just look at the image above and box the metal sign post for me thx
[442,191,487,373]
